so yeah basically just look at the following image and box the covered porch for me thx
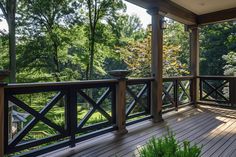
[0,0,236,156]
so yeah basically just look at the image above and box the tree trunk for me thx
[53,42,60,82]
[87,0,98,80]
[88,32,95,80]
[7,0,17,83]
[85,63,89,80]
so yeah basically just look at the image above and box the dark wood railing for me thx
[4,80,118,156]
[199,76,236,107]
[3,78,155,156]
[2,75,234,156]
[162,76,194,111]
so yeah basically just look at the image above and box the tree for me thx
[222,51,236,76]
[108,14,145,40]
[119,24,189,78]
[120,34,151,77]
[18,0,80,81]
[164,20,190,72]
[79,0,126,79]
[0,33,8,69]
[200,22,236,75]
[0,0,17,82]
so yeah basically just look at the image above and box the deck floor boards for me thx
[43,105,236,157]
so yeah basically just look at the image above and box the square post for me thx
[174,79,179,111]
[148,8,164,122]
[115,78,128,134]
[0,71,9,157]
[189,26,200,107]
[66,87,77,148]
[108,70,129,134]
[0,84,5,157]
[229,77,236,107]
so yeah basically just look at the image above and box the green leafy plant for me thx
[139,131,202,157]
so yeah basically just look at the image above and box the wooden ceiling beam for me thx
[126,0,197,25]
[197,8,236,25]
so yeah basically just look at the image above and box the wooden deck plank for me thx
[123,108,236,157]
[219,138,236,157]
[200,120,235,152]
[212,129,236,156]
[113,113,224,157]
[42,106,198,157]
[72,107,204,157]
[78,109,214,157]
[110,106,236,156]
[43,105,236,157]
[201,121,236,156]
[190,117,235,146]
[107,106,236,156]
[123,114,229,157]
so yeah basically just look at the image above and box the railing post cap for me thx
[0,70,9,83]
[108,70,131,80]
[0,82,7,87]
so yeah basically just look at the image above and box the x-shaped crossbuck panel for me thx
[77,88,113,130]
[178,81,191,102]
[163,82,175,107]
[6,92,66,150]
[126,84,150,118]
[162,81,191,109]
[202,80,229,102]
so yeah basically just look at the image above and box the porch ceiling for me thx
[126,0,236,25]
[171,0,236,15]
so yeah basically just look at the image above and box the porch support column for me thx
[0,71,8,157]
[0,84,4,157]
[148,8,164,122]
[189,26,200,106]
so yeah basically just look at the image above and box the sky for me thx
[0,19,8,32]
[124,1,151,28]
[0,1,151,31]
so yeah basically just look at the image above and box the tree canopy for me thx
[0,0,236,83]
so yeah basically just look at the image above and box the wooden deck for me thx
[43,105,236,157]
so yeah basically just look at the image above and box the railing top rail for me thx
[127,77,154,82]
[5,79,118,89]
[198,75,236,79]
[163,76,194,81]
[4,76,198,89]
[126,77,154,85]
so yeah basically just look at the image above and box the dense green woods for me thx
[0,0,236,83]
[200,22,236,75]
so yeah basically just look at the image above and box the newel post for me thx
[0,70,9,157]
[189,26,200,107]
[148,8,164,122]
[229,76,236,107]
[109,70,129,134]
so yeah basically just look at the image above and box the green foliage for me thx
[120,20,190,78]
[200,22,236,75]
[164,20,190,68]
[222,51,236,76]
[0,0,235,82]
[0,34,8,70]
[119,30,151,77]
[139,131,202,157]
